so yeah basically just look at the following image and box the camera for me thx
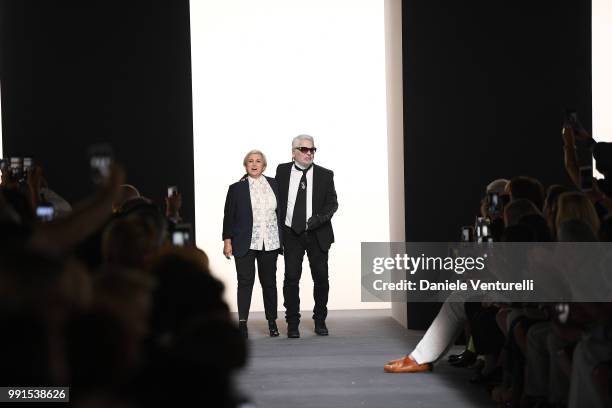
[36,203,55,222]
[172,223,192,247]
[545,303,570,324]
[475,217,492,243]
[23,157,33,176]
[564,109,588,137]
[9,157,24,182]
[88,144,113,184]
[565,109,581,130]
[565,109,578,125]
[487,192,502,216]
[167,186,178,197]
[460,226,474,242]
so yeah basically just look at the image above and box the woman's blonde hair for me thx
[242,150,267,168]
[555,192,600,236]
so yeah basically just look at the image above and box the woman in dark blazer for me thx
[222,150,282,338]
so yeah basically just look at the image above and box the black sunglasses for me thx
[294,147,317,154]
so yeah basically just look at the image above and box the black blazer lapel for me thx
[280,163,291,201]
[266,176,279,198]
[239,179,252,221]
[312,164,322,213]
[275,162,292,228]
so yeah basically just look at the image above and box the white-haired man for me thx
[275,134,338,338]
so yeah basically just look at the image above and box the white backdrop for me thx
[189,0,390,312]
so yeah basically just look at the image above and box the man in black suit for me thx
[275,134,338,338]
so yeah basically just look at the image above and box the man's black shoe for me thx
[314,320,329,336]
[287,323,300,338]
[268,320,280,337]
[448,349,471,363]
[449,350,477,367]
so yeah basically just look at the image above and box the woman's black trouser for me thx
[235,249,278,321]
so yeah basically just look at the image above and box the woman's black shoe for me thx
[239,321,248,339]
[449,350,477,367]
[268,320,280,337]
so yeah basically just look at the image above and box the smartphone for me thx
[88,144,113,184]
[172,223,192,247]
[23,157,33,171]
[565,109,578,125]
[475,216,491,242]
[565,109,588,137]
[460,226,474,242]
[579,165,593,192]
[487,192,501,215]
[167,186,178,197]
[22,157,33,179]
[9,157,22,178]
[36,204,55,222]
[555,303,570,324]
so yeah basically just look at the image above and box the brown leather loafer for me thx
[384,356,433,373]
[387,356,404,365]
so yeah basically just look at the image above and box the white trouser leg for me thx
[411,292,467,364]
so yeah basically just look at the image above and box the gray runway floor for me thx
[234,309,492,408]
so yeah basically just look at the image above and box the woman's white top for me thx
[248,176,280,251]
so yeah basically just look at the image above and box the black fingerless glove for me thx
[307,215,322,231]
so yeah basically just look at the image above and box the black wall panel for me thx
[0,0,195,226]
[402,0,591,328]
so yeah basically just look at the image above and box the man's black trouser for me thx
[282,225,329,323]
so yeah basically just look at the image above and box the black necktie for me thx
[291,164,311,234]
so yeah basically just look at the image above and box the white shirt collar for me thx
[248,175,265,185]
[293,162,314,171]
